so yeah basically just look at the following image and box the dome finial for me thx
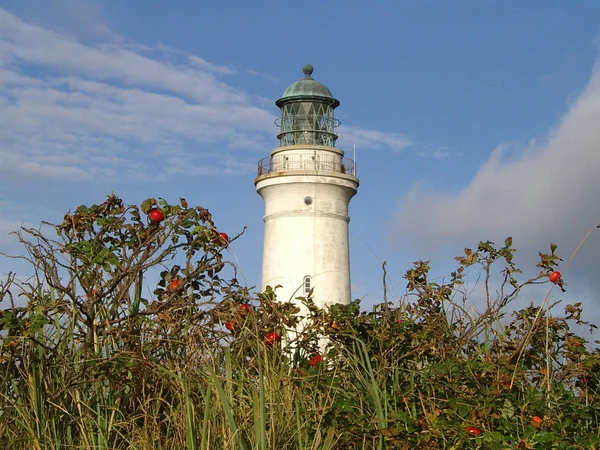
[302,64,314,79]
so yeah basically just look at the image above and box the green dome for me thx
[276,64,340,108]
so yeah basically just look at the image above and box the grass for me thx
[1,195,599,449]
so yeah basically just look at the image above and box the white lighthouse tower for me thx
[255,64,359,313]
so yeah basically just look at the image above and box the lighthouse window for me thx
[303,275,311,295]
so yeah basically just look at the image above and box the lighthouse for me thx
[255,65,359,314]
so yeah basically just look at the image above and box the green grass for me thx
[1,195,599,449]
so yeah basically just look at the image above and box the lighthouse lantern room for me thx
[255,65,359,313]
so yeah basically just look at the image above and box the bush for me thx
[0,195,599,449]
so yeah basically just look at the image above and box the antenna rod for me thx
[353,141,356,177]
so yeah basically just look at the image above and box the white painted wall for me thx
[255,145,359,315]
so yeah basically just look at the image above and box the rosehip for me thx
[549,271,561,283]
[225,321,236,332]
[148,208,164,223]
[530,416,543,428]
[214,232,229,246]
[309,354,323,366]
[265,331,280,346]
[464,426,481,436]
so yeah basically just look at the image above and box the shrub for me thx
[0,195,598,449]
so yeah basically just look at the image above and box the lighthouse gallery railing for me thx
[257,153,356,177]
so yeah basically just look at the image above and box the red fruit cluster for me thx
[223,304,251,334]
[170,279,181,290]
[308,354,323,366]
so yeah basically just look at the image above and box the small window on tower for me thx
[303,275,311,295]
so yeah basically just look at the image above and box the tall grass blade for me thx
[208,369,245,450]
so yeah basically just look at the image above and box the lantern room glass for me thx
[277,101,338,147]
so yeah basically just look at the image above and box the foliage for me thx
[1,195,599,449]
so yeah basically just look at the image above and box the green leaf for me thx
[140,198,155,214]
[550,243,558,254]
[500,399,515,419]
[504,237,513,248]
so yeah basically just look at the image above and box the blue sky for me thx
[1,1,600,325]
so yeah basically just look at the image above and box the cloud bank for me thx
[392,61,600,310]
[0,8,409,184]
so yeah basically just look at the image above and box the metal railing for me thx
[257,153,356,177]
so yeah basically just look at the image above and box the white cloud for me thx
[0,8,415,184]
[0,8,276,182]
[392,61,600,310]
[0,9,243,105]
[5,0,115,42]
[246,69,280,84]
[188,55,236,75]
[339,126,412,152]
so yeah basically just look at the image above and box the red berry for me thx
[309,354,323,366]
[148,208,164,223]
[170,279,181,290]
[214,232,229,246]
[225,320,236,332]
[239,303,251,314]
[464,426,481,436]
[549,271,561,283]
[530,416,543,428]
[265,331,280,346]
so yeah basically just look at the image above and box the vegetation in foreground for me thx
[1,195,599,449]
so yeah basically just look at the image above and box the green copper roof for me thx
[276,64,340,108]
